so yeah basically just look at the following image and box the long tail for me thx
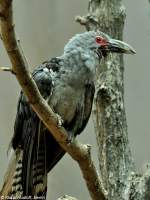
[0,143,47,199]
[1,131,65,200]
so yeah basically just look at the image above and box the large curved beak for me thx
[107,39,136,54]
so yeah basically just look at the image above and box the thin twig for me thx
[0,66,12,72]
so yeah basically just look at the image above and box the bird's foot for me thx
[56,114,63,127]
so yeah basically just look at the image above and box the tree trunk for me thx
[89,1,134,199]
[76,0,150,199]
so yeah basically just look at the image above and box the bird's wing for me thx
[77,82,95,134]
[9,57,62,197]
[63,82,95,138]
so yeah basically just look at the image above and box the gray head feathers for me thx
[64,31,110,53]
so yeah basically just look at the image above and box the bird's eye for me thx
[96,36,103,43]
[95,36,108,46]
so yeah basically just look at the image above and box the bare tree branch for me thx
[0,1,105,200]
[0,66,12,72]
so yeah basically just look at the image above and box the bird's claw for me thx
[66,131,75,143]
[56,114,63,127]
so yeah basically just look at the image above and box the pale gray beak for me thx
[108,39,136,54]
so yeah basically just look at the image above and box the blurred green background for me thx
[0,0,149,199]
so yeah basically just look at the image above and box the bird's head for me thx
[64,31,136,59]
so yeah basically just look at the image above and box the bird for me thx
[0,31,135,199]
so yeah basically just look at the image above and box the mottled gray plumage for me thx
[3,31,135,199]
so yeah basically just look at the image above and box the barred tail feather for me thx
[32,131,47,198]
[1,147,47,199]
[11,150,23,198]
[0,149,22,198]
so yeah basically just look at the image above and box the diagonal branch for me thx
[0,1,105,200]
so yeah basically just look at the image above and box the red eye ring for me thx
[95,36,108,46]
[96,36,103,43]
